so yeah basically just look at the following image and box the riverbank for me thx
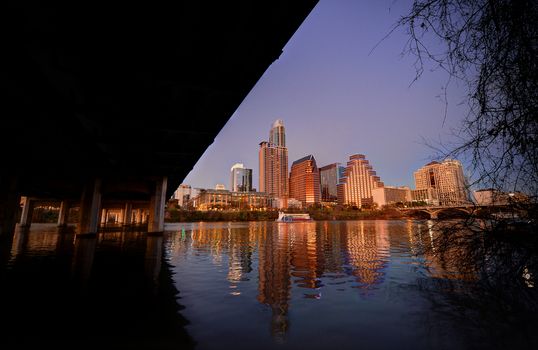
[165,208,408,222]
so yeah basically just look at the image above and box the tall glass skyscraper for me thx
[230,163,253,192]
[259,120,289,199]
[319,163,345,202]
[269,119,286,147]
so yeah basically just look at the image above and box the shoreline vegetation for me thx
[164,207,420,223]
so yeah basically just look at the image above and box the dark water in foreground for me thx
[0,221,536,349]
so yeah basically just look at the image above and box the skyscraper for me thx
[414,159,469,205]
[230,163,253,192]
[319,163,345,202]
[289,155,321,206]
[337,154,384,207]
[259,120,289,199]
[269,119,286,147]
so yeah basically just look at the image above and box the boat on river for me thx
[276,211,313,222]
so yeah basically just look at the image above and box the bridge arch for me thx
[430,207,472,219]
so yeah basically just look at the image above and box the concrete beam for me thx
[78,179,102,235]
[148,177,167,234]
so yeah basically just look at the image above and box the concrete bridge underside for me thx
[1,1,318,235]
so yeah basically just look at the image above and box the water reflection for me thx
[2,221,537,349]
[258,223,292,339]
[145,235,163,291]
[71,235,96,290]
[0,224,193,349]
[168,221,397,345]
[166,220,538,350]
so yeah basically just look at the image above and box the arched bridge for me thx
[399,204,481,219]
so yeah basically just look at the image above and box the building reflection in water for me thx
[170,220,496,344]
[182,221,394,341]
[345,220,390,289]
[257,222,292,340]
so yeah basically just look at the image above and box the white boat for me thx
[276,211,313,222]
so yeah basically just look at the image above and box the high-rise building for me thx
[319,163,345,202]
[173,184,192,208]
[289,155,321,206]
[337,154,384,207]
[259,120,289,199]
[413,159,469,205]
[269,119,286,147]
[230,163,253,192]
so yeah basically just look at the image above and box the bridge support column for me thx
[19,197,34,227]
[100,209,107,225]
[148,177,167,234]
[122,203,132,226]
[0,176,20,236]
[57,201,70,227]
[430,211,438,220]
[78,178,102,235]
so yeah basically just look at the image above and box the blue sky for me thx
[183,0,469,190]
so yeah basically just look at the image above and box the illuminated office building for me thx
[289,155,321,206]
[230,163,253,192]
[337,154,384,207]
[259,120,289,200]
[319,163,345,202]
[413,159,469,205]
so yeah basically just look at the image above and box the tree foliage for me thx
[398,0,538,199]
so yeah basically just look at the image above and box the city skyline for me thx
[183,0,469,191]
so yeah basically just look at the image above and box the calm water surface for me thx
[0,220,536,349]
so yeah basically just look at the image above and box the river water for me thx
[0,220,536,349]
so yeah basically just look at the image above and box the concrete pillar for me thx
[78,178,102,235]
[57,200,70,227]
[19,197,34,227]
[135,208,142,224]
[148,177,167,234]
[122,203,132,225]
[100,209,107,225]
[0,176,20,237]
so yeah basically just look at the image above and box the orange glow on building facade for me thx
[259,120,289,199]
[289,155,321,206]
[414,159,469,205]
[337,154,384,207]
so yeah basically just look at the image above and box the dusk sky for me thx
[183,0,469,191]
